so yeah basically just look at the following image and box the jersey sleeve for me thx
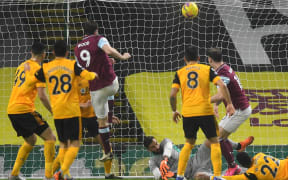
[149,158,161,180]
[209,67,221,85]
[98,37,110,48]
[74,61,84,76]
[35,68,46,82]
[162,138,173,159]
[172,72,180,89]
[35,82,46,88]
[23,67,44,94]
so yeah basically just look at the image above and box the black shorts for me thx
[54,117,82,142]
[182,115,219,139]
[8,111,49,138]
[82,116,99,138]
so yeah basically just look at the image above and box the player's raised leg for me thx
[219,126,241,176]
[90,78,119,162]
[227,136,254,152]
[218,107,252,176]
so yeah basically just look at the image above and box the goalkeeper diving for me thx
[144,136,254,180]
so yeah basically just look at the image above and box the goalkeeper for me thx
[144,136,213,180]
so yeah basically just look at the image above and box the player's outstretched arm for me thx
[215,79,235,116]
[37,87,52,114]
[74,61,98,80]
[80,70,98,80]
[101,44,131,60]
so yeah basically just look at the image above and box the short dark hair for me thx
[207,48,222,62]
[54,40,67,57]
[84,21,99,35]
[144,136,154,149]
[31,41,46,55]
[185,46,199,62]
[236,152,252,168]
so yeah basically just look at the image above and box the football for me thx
[182,2,199,19]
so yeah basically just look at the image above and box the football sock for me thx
[211,143,222,176]
[104,159,113,175]
[44,140,55,178]
[99,126,111,154]
[177,143,194,176]
[52,148,67,173]
[220,139,236,168]
[61,147,79,176]
[108,98,114,124]
[11,142,33,176]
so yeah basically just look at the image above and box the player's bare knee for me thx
[39,127,56,141]
[97,117,108,127]
[70,140,81,147]
[24,134,37,146]
[186,138,196,145]
[47,133,56,141]
[208,137,218,144]
[219,127,230,140]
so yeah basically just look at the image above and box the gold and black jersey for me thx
[172,63,220,117]
[7,59,46,114]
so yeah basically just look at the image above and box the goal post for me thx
[1,0,288,178]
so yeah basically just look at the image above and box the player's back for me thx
[176,63,218,117]
[7,60,45,114]
[77,77,95,118]
[246,152,288,180]
[74,35,116,91]
[42,58,81,119]
[216,64,249,110]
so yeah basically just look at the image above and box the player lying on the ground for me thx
[145,136,230,180]
[197,151,288,180]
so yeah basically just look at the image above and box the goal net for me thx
[1,0,288,178]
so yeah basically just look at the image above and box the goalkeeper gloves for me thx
[160,158,175,180]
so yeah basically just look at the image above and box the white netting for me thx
[1,0,288,178]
